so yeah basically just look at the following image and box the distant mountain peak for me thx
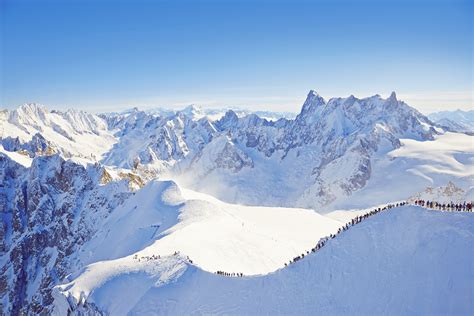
[183,104,201,111]
[387,91,398,103]
[297,90,326,121]
[305,90,325,104]
[17,103,48,114]
[307,89,321,97]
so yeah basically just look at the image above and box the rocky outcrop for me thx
[0,154,131,314]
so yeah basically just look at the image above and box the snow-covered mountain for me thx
[1,90,473,314]
[2,92,472,211]
[143,104,297,122]
[84,90,462,210]
[428,109,474,134]
[54,204,474,315]
[0,104,116,163]
[101,104,296,123]
[0,154,133,314]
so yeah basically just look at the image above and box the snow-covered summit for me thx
[1,104,116,162]
[177,104,205,119]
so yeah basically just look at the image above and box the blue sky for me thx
[1,0,472,113]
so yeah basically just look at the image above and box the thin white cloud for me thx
[397,90,473,114]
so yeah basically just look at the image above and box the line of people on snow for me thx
[133,254,161,262]
[285,202,407,268]
[413,200,472,212]
[132,251,195,264]
[215,271,244,277]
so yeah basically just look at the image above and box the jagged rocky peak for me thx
[293,90,327,125]
[301,90,326,111]
[17,102,48,114]
[216,109,239,130]
[388,91,397,100]
[410,181,469,203]
[9,103,49,125]
[382,91,399,109]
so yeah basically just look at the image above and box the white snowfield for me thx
[60,180,344,280]
[0,104,117,162]
[54,205,474,315]
[329,132,474,210]
[0,144,32,167]
[391,132,473,178]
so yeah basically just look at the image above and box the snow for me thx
[390,132,473,176]
[68,180,343,277]
[2,91,473,314]
[0,144,32,167]
[55,206,474,315]
[6,92,465,212]
[428,109,474,133]
[329,132,474,210]
[0,104,117,162]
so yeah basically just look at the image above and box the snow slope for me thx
[328,132,474,210]
[62,180,343,279]
[0,144,32,167]
[55,206,474,315]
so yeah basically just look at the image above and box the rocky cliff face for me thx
[1,91,438,209]
[0,154,131,314]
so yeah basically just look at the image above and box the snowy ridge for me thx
[54,205,474,315]
[0,104,116,164]
[56,179,344,277]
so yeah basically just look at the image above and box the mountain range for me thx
[0,90,473,314]
[428,109,474,134]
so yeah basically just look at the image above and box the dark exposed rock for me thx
[0,154,131,314]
